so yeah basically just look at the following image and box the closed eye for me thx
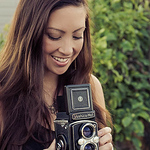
[46,33,61,41]
[73,36,83,40]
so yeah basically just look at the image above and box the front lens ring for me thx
[81,123,96,139]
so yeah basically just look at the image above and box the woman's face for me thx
[42,5,86,76]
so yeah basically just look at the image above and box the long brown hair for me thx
[0,0,111,149]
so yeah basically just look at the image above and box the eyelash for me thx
[47,34,83,41]
[47,34,61,41]
[73,36,83,40]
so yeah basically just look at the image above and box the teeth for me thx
[52,56,68,62]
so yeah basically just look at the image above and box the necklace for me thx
[43,89,57,115]
[47,100,57,115]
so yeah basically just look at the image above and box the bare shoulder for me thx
[90,74,106,109]
[90,74,102,89]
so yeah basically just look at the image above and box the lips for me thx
[52,56,68,63]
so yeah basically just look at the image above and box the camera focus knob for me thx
[78,138,86,145]
[56,135,67,150]
[93,136,99,143]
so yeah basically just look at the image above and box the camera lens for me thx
[83,125,93,138]
[84,143,95,150]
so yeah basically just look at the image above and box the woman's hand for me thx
[43,139,56,150]
[98,127,113,150]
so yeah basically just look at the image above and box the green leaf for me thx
[121,39,133,52]
[137,111,150,121]
[132,102,143,109]
[132,137,142,150]
[112,70,123,82]
[109,99,117,109]
[133,120,144,135]
[122,116,132,127]
[114,124,122,133]
[106,33,117,41]
[96,36,107,49]
[123,2,133,9]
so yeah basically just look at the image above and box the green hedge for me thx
[88,0,150,150]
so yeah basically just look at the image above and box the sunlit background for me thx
[0,0,19,32]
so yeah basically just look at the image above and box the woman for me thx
[0,0,113,149]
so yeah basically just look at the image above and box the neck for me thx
[44,70,58,88]
[43,70,59,104]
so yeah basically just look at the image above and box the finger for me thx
[98,127,112,137]
[99,133,112,146]
[99,142,113,150]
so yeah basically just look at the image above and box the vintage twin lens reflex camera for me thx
[54,84,99,150]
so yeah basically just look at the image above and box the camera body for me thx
[54,84,99,150]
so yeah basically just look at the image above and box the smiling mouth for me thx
[52,56,68,62]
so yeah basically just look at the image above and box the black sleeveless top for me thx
[22,96,64,150]
[22,124,55,150]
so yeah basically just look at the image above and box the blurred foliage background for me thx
[0,24,9,50]
[0,0,150,150]
[88,0,150,150]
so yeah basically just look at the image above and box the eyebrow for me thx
[73,27,86,33]
[47,27,86,33]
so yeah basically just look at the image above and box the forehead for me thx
[47,5,87,29]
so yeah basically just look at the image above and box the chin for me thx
[54,68,69,75]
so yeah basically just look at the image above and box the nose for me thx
[58,38,74,56]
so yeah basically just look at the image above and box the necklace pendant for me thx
[48,102,57,115]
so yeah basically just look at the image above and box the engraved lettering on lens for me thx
[78,96,83,102]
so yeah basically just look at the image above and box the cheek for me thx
[42,36,58,53]
[75,40,84,54]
